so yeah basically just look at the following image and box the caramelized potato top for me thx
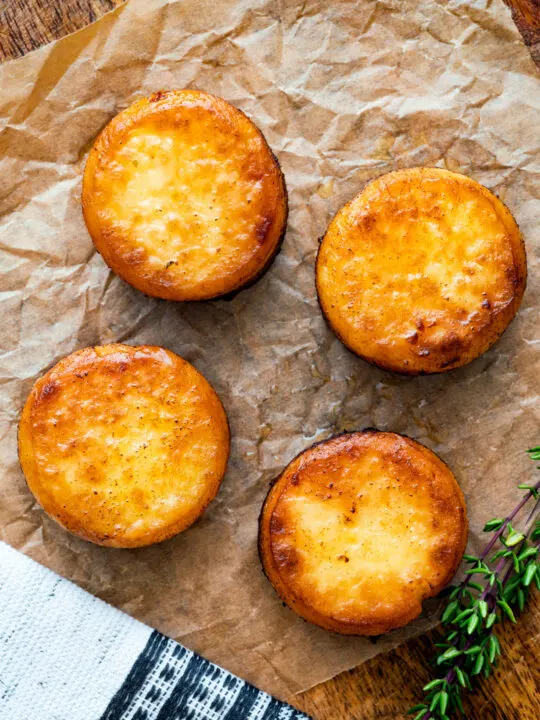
[259,431,467,635]
[316,168,526,374]
[18,344,230,547]
[83,90,287,301]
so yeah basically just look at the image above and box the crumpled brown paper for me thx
[0,0,538,701]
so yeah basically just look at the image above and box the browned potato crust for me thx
[259,431,468,635]
[18,344,230,548]
[316,167,526,374]
[82,90,287,301]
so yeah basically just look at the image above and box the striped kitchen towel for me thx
[0,542,309,720]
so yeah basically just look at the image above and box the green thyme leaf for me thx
[437,647,461,664]
[523,562,538,587]
[441,601,459,624]
[518,547,538,562]
[488,635,500,663]
[409,446,539,720]
[504,529,525,547]
[478,600,488,618]
[473,654,484,675]
[422,679,444,692]
[429,691,441,712]
[485,612,497,629]
[452,608,474,624]
[491,549,511,561]
[483,518,505,532]
[467,613,480,634]
[468,581,484,592]
[455,667,467,687]
[439,691,449,714]
[498,599,516,622]
[518,484,539,499]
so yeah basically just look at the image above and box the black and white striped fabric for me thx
[0,542,309,720]
[99,631,306,720]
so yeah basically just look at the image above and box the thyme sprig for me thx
[409,447,540,720]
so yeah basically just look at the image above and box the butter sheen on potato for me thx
[18,344,230,548]
[83,90,287,301]
[259,431,468,635]
[316,167,526,374]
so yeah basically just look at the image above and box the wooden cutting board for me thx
[0,1,538,718]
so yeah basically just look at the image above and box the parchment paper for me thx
[0,0,539,700]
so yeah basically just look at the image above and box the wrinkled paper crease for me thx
[0,0,538,700]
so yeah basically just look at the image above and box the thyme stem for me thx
[409,453,540,720]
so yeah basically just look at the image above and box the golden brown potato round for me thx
[316,167,526,374]
[18,344,230,548]
[82,89,287,301]
[259,431,468,635]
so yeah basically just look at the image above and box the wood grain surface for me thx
[1,1,539,719]
[503,0,540,66]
